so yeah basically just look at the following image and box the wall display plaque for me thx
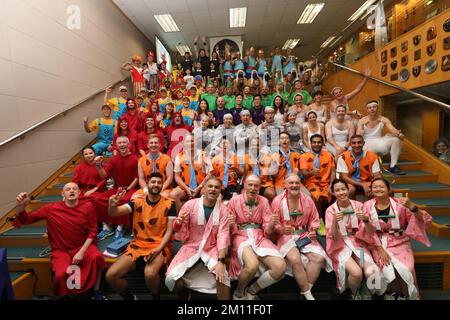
[412,66,421,77]
[401,41,408,52]
[414,49,421,61]
[390,47,397,58]
[399,68,410,82]
[390,73,398,81]
[442,55,450,71]
[381,50,387,63]
[401,55,408,66]
[425,59,437,74]
[391,60,398,70]
[413,35,421,46]
[444,37,450,50]
[427,43,436,56]
[444,19,450,32]
[427,26,437,41]
[381,64,387,77]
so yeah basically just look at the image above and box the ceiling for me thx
[113,0,381,61]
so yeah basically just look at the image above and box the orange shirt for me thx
[273,149,301,188]
[211,154,240,187]
[300,150,335,188]
[174,151,211,186]
[340,150,379,182]
[139,153,172,183]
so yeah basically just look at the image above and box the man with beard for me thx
[336,135,382,199]
[94,136,139,240]
[13,183,107,299]
[227,175,286,300]
[165,177,230,300]
[106,173,176,300]
[270,174,333,300]
[214,96,231,126]
[300,134,336,219]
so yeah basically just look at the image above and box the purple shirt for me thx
[250,107,265,126]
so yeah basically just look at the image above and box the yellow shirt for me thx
[107,97,127,112]
[88,118,116,132]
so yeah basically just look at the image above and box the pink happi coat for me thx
[165,196,230,293]
[226,194,282,280]
[360,197,432,300]
[325,200,380,292]
[271,192,332,275]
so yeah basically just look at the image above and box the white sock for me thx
[103,223,112,231]
[254,271,279,291]
[301,289,315,300]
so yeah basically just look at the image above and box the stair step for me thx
[392,183,450,198]
[28,195,63,210]
[0,227,48,247]
[6,246,50,261]
[11,271,35,300]
[412,198,450,216]
[382,160,423,171]
[390,170,438,184]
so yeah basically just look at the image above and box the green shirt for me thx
[242,95,254,109]
[222,94,236,110]
[201,93,218,111]
[272,92,290,105]
[288,90,312,106]
[261,95,274,107]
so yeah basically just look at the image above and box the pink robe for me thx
[226,194,282,280]
[325,200,379,292]
[361,197,432,300]
[271,192,332,275]
[165,196,230,293]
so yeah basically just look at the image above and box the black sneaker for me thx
[389,165,406,175]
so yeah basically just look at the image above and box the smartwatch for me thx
[218,257,226,264]
[410,206,419,213]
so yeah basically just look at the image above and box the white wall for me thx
[0,0,153,217]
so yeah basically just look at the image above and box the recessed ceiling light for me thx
[348,0,376,21]
[297,3,325,24]
[154,14,180,32]
[282,39,300,50]
[230,7,247,28]
[176,45,192,56]
[320,36,336,48]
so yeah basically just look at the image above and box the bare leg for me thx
[143,255,165,299]
[304,252,325,285]
[170,187,187,211]
[216,281,230,300]
[286,248,309,292]
[248,255,286,294]
[105,254,136,295]
[235,246,259,297]
[345,257,363,294]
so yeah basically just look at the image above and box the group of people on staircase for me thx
[10,48,433,301]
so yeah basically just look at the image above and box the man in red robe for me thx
[94,136,139,240]
[13,183,107,299]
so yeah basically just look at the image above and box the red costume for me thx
[13,201,106,296]
[163,112,193,160]
[72,162,106,196]
[93,153,139,226]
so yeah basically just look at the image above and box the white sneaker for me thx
[245,290,259,300]
[232,290,246,300]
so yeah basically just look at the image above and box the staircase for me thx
[1,133,450,299]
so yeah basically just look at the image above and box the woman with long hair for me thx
[302,111,325,152]
[361,178,432,300]
[194,99,215,128]
[72,147,106,197]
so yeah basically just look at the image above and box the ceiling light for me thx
[230,7,247,28]
[282,39,300,50]
[297,3,325,24]
[320,36,336,48]
[154,14,180,32]
[348,0,376,21]
[329,35,343,48]
[176,45,191,56]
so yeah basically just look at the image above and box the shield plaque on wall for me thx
[414,49,421,61]
[381,65,387,77]
[401,41,408,52]
[412,66,421,77]
[413,35,421,46]
[427,43,436,56]
[390,47,397,58]
[401,55,408,66]
[390,60,398,70]
[427,27,437,41]
[381,50,387,63]
[442,55,450,71]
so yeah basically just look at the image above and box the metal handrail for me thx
[331,62,450,111]
[0,77,130,148]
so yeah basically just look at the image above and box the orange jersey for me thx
[139,153,172,183]
[340,150,379,182]
[239,153,274,188]
[211,154,240,187]
[300,150,335,201]
[175,151,210,186]
[125,195,175,264]
[273,149,301,188]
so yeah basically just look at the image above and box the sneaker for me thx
[232,290,246,300]
[38,246,52,258]
[114,228,123,241]
[388,165,406,175]
[245,290,259,300]
[384,292,396,300]
[92,291,108,300]
[318,219,326,237]
[97,229,114,241]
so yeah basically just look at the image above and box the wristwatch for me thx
[410,206,419,213]
[218,257,226,264]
